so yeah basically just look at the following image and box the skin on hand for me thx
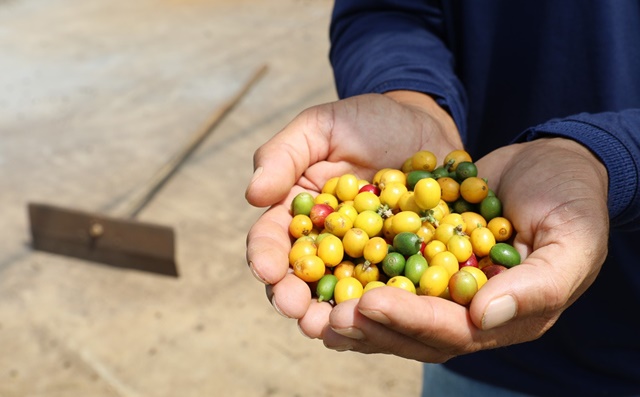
[245,91,461,208]
[246,92,461,320]
[323,138,610,362]
[246,87,609,363]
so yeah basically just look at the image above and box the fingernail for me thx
[333,344,353,352]
[358,309,390,325]
[250,166,263,184]
[271,294,291,319]
[331,327,365,340]
[265,284,274,301]
[482,295,517,330]
[248,261,267,284]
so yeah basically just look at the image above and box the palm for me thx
[476,140,608,270]
[247,94,459,206]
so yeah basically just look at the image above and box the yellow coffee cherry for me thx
[336,173,360,202]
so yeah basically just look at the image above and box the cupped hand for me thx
[245,92,461,332]
[324,137,610,362]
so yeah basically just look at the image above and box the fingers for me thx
[470,233,602,331]
[324,287,464,362]
[324,255,576,359]
[269,273,313,319]
[246,203,292,285]
[297,300,333,339]
[248,191,324,320]
[469,261,557,333]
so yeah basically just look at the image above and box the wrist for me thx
[383,90,463,150]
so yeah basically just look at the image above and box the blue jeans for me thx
[422,363,537,397]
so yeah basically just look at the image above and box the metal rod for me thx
[114,64,268,219]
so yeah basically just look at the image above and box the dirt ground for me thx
[0,1,423,396]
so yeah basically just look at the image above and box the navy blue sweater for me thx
[330,1,640,395]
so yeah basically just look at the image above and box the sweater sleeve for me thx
[329,0,468,139]
[515,110,640,231]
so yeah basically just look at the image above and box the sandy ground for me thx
[0,1,423,396]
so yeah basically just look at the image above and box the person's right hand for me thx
[322,137,609,361]
[245,91,462,336]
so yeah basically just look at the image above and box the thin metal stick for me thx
[115,64,268,219]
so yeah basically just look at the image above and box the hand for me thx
[323,138,610,361]
[245,91,461,334]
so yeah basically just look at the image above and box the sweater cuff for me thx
[515,120,638,226]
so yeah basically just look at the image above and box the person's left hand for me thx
[322,138,610,362]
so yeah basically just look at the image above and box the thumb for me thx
[469,244,585,332]
[468,263,541,331]
[245,105,333,207]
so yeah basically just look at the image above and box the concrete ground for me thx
[0,1,423,396]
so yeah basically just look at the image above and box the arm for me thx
[330,0,468,140]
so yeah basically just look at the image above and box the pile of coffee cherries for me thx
[287,149,520,306]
